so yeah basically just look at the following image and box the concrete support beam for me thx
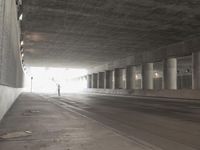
[104,70,112,89]
[97,72,104,89]
[164,58,177,90]
[104,71,108,89]
[192,52,200,89]
[87,75,92,88]
[120,69,126,89]
[142,63,154,90]
[125,66,131,89]
[113,68,120,89]
[92,73,98,88]
[131,66,137,89]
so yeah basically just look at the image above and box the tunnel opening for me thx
[24,67,88,93]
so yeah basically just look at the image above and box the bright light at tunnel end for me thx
[24,67,88,94]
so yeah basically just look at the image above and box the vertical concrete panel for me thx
[104,71,109,89]
[118,69,123,89]
[0,0,23,88]
[118,69,126,89]
[97,72,104,88]
[142,63,154,90]
[125,66,131,89]
[130,66,136,89]
[0,0,4,80]
[92,73,97,88]
[130,65,142,89]
[177,56,192,89]
[153,62,164,90]
[113,68,120,89]
[192,52,200,89]
[104,70,112,89]
[87,74,92,88]
[164,58,177,90]
[0,0,23,122]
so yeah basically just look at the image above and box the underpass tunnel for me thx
[1,0,199,111]
[0,0,200,149]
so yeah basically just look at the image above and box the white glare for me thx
[19,14,23,20]
[20,41,24,46]
[24,67,88,94]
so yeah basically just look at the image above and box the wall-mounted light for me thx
[21,52,24,58]
[154,72,159,78]
[135,74,138,80]
[19,13,23,20]
[185,69,190,73]
[20,40,24,46]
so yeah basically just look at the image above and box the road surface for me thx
[44,93,200,150]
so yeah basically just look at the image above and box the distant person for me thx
[57,84,61,96]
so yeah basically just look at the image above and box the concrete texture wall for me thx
[88,37,200,73]
[0,0,24,121]
[87,35,200,98]
[0,85,21,121]
[118,69,126,89]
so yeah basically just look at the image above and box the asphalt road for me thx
[44,93,200,150]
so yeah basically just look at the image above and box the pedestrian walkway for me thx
[0,93,149,150]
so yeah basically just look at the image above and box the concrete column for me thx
[125,66,131,89]
[164,58,177,90]
[87,75,92,88]
[113,68,120,89]
[104,71,108,89]
[92,73,97,88]
[192,52,200,89]
[97,72,104,88]
[0,0,4,53]
[104,70,111,89]
[142,63,153,90]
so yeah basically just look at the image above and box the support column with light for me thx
[163,58,177,89]
[87,74,92,88]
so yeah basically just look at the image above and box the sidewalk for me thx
[0,93,149,150]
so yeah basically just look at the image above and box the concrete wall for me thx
[88,37,200,73]
[0,0,24,121]
[0,85,22,120]
[86,35,200,99]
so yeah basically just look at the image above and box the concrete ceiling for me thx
[22,0,200,68]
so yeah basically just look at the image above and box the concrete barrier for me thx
[0,85,22,121]
[85,89,200,100]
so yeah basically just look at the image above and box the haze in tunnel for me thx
[24,67,88,93]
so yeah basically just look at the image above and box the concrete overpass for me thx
[0,0,200,149]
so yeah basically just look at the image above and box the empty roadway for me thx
[43,93,200,150]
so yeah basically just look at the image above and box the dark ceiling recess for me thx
[22,0,200,68]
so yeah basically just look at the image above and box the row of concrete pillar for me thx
[83,52,200,90]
